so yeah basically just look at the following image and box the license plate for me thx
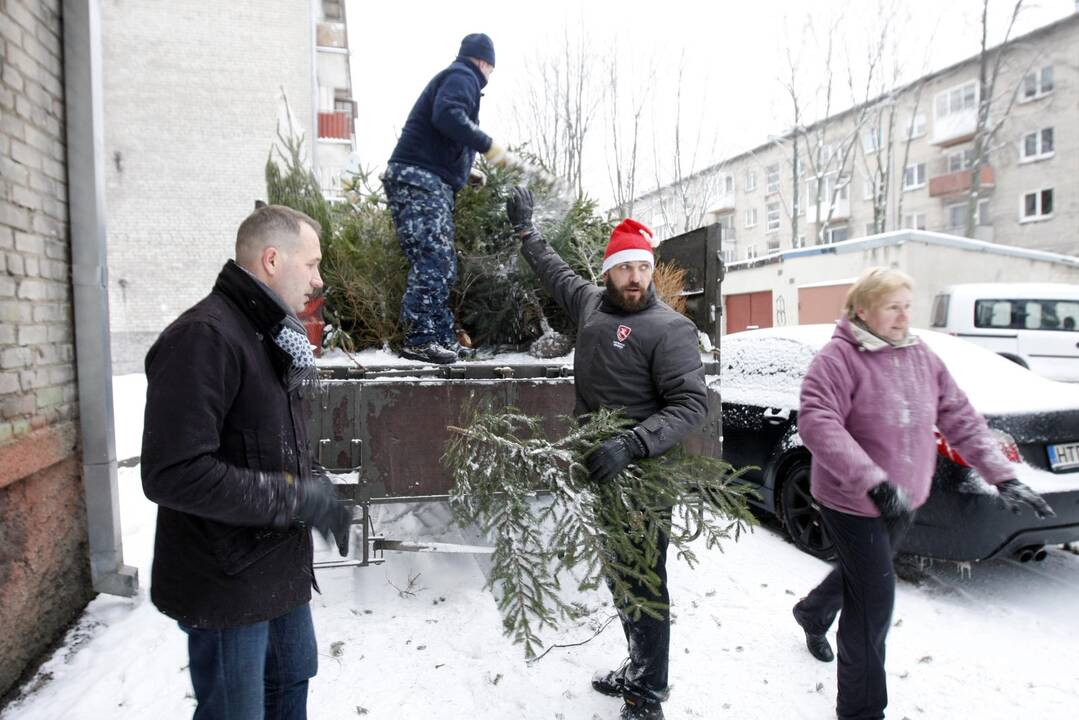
[1047,442,1079,471]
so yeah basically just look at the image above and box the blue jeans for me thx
[180,603,318,720]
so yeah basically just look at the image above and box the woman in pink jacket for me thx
[791,267,1052,720]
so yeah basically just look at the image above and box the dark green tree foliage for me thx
[445,405,756,658]
[265,131,612,352]
[265,125,335,241]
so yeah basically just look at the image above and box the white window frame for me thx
[1019,188,1054,223]
[745,207,758,228]
[722,174,735,194]
[793,234,806,249]
[722,247,738,264]
[903,162,927,191]
[824,224,849,245]
[863,173,881,202]
[902,212,927,230]
[947,200,991,230]
[745,171,757,192]
[765,202,781,233]
[746,245,759,260]
[946,148,975,173]
[765,164,780,194]
[934,80,978,121]
[1019,65,1054,103]
[1019,127,1054,163]
[862,125,883,154]
[807,173,849,207]
[904,113,927,140]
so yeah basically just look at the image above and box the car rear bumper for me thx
[900,478,1079,561]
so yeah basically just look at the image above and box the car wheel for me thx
[780,461,835,560]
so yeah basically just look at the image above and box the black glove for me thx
[867,481,911,523]
[295,472,352,556]
[585,432,646,484]
[996,479,1055,519]
[505,186,534,233]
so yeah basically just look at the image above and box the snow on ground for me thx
[4,378,1079,719]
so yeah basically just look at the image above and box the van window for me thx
[974,298,1079,331]
[930,294,950,327]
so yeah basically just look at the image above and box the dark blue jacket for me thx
[389,58,493,191]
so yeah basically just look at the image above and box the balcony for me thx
[931,109,977,147]
[806,195,849,224]
[928,165,994,198]
[705,190,736,215]
[317,22,347,49]
[318,111,352,140]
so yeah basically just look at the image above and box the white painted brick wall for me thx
[102,0,316,372]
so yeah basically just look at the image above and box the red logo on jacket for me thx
[616,325,632,342]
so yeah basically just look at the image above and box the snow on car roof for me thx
[721,324,1079,415]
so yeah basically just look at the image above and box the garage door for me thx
[725,291,773,333]
[798,283,852,324]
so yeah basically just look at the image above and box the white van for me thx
[930,283,1079,382]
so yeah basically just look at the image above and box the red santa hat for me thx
[601,218,655,275]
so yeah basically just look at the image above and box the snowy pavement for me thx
[3,376,1079,719]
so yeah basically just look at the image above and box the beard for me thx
[605,277,649,312]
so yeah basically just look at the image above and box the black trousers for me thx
[604,515,671,702]
[795,506,912,720]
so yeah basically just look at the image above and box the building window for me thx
[807,174,849,204]
[935,80,977,121]
[746,245,759,260]
[745,171,757,192]
[946,200,991,231]
[765,164,780,194]
[793,234,806,248]
[946,148,975,172]
[903,162,927,191]
[1020,188,1053,222]
[863,174,881,201]
[745,208,758,228]
[1019,65,1054,102]
[824,225,849,244]
[1020,127,1054,162]
[722,247,737,264]
[902,212,927,230]
[723,175,735,194]
[904,113,927,140]
[862,125,883,154]
[766,202,781,233]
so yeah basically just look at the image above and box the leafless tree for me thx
[604,47,655,219]
[511,25,601,199]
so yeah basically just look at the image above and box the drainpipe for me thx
[63,0,138,597]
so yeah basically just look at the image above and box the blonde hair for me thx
[844,266,914,319]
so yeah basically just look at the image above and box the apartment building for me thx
[102,0,357,373]
[635,12,1078,264]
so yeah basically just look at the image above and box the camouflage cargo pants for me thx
[383,163,458,348]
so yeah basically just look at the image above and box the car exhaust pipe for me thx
[1014,544,1045,563]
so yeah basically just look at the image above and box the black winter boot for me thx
[400,342,458,365]
[591,659,628,697]
[793,603,835,663]
[620,691,664,720]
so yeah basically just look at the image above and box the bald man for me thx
[142,204,352,720]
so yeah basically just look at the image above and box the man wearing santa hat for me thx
[506,187,707,720]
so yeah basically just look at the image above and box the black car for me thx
[717,325,1079,562]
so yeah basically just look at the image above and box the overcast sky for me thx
[347,0,1075,209]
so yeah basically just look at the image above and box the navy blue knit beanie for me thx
[459,33,495,67]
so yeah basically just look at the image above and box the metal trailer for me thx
[308,223,726,569]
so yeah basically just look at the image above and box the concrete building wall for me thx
[0,0,94,699]
[102,0,315,373]
[721,233,1079,332]
[639,14,1079,262]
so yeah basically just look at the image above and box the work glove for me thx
[996,479,1056,519]
[467,166,487,188]
[484,141,517,169]
[867,481,912,524]
[585,431,647,484]
[295,470,352,556]
[505,186,534,234]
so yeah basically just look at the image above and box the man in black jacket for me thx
[384,32,518,364]
[506,187,707,720]
[142,204,352,720]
